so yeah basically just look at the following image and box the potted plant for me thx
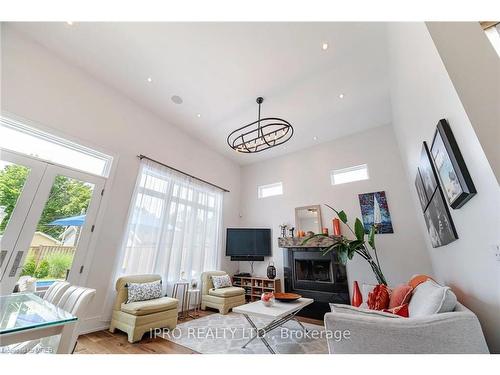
[303,204,387,285]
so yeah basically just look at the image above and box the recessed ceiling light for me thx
[196,113,201,118]
[66,21,74,26]
[322,42,329,51]
[339,93,344,99]
[313,136,318,141]
[171,95,183,104]
[147,77,152,83]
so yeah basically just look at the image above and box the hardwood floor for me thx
[75,309,324,354]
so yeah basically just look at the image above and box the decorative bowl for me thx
[273,292,302,302]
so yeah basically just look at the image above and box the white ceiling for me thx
[10,22,392,165]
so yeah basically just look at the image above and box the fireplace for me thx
[295,258,332,283]
[283,247,349,319]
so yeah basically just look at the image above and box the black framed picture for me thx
[416,141,458,248]
[419,142,439,201]
[422,185,459,248]
[415,169,428,211]
[431,119,476,209]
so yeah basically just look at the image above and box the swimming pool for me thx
[35,280,57,288]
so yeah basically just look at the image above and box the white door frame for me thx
[0,150,106,294]
[0,150,47,284]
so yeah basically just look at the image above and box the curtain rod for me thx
[137,154,230,193]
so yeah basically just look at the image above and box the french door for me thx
[0,150,105,295]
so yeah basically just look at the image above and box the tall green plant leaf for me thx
[337,246,348,265]
[368,225,376,249]
[337,210,348,224]
[348,239,364,250]
[321,244,336,256]
[354,218,365,241]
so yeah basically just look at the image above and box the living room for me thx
[1,1,499,370]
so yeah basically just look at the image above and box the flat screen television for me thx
[226,228,271,260]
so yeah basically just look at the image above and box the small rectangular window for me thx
[330,164,369,185]
[258,182,283,199]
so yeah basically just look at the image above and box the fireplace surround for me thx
[280,236,349,319]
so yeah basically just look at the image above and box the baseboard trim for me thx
[78,315,110,335]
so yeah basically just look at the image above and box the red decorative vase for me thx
[333,218,341,236]
[352,281,362,307]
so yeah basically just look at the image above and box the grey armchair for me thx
[324,302,489,354]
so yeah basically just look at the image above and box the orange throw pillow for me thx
[383,304,409,318]
[408,274,434,290]
[389,284,413,309]
[367,284,390,310]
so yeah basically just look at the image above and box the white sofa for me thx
[325,282,489,354]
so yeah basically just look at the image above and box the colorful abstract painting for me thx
[358,191,394,234]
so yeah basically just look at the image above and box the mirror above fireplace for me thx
[295,205,322,234]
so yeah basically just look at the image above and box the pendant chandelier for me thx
[227,97,293,153]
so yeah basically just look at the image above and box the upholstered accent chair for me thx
[43,281,70,305]
[200,271,245,315]
[109,274,178,343]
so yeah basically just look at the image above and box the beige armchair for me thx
[200,271,245,315]
[109,274,178,343]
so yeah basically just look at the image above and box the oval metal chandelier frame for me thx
[227,97,294,153]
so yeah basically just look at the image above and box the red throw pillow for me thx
[408,274,434,290]
[367,284,390,310]
[383,303,409,318]
[389,284,413,309]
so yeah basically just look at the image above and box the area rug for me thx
[161,312,328,354]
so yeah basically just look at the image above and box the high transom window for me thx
[330,164,369,185]
[258,182,283,199]
[1,116,112,177]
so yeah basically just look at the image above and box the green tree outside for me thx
[0,164,92,238]
[0,164,30,234]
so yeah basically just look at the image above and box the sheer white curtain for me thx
[117,158,223,290]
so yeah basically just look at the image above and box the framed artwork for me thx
[415,169,428,211]
[431,119,476,209]
[358,191,393,234]
[416,141,458,248]
[422,186,458,248]
[419,142,439,201]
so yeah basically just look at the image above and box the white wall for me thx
[387,22,500,353]
[426,22,500,185]
[1,27,241,332]
[238,124,434,295]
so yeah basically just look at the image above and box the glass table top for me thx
[0,293,77,335]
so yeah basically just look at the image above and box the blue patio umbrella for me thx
[48,214,86,226]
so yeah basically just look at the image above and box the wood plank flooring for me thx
[75,309,323,354]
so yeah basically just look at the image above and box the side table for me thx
[172,281,190,320]
[187,289,201,318]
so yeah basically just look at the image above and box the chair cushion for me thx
[383,303,410,318]
[408,279,457,317]
[208,286,245,298]
[211,274,232,289]
[389,284,413,309]
[361,283,377,303]
[121,297,178,316]
[126,280,162,303]
[367,284,390,310]
[408,274,434,290]
[201,271,227,295]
